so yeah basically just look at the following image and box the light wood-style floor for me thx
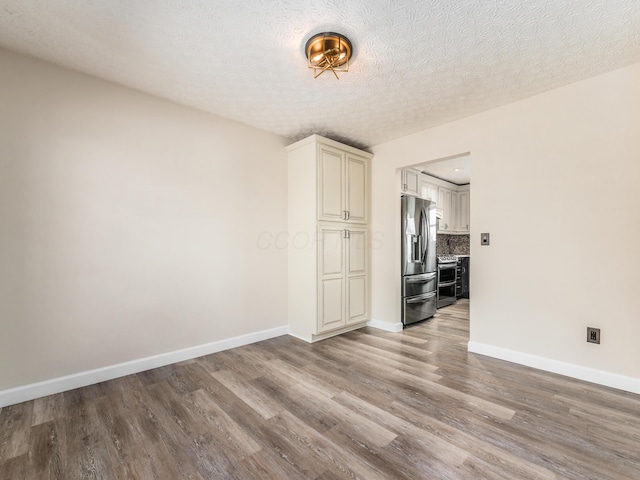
[2,300,639,479]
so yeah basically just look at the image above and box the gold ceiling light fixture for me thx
[305,32,352,79]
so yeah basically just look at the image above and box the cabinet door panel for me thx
[348,229,367,275]
[318,225,346,333]
[321,229,344,275]
[437,187,452,232]
[451,191,459,233]
[457,190,470,233]
[347,276,367,324]
[420,181,438,202]
[402,169,419,195]
[318,146,345,222]
[346,155,367,223]
[320,279,344,331]
[346,228,368,324]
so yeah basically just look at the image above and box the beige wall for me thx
[0,49,288,390]
[371,64,640,382]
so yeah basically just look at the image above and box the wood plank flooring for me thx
[2,300,640,479]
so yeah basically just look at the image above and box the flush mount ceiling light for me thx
[305,32,352,79]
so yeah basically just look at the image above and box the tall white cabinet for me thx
[287,135,372,342]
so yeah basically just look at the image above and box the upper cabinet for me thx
[400,168,419,196]
[438,186,470,234]
[318,144,369,224]
[401,168,470,235]
[456,187,470,233]
[419,178,439,203]
[437,186,453,232]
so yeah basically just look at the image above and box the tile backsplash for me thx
[437,234,470,255]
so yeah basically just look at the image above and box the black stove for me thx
[436,255,458,308]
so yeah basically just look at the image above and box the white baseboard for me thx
[366,318,404,333]
[0,325,289,408]
[288,322,367,343]
[287,331,313,343]
[468,341,640,395]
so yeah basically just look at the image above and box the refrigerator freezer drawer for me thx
[403,291,437,326]
[402,272,437,297]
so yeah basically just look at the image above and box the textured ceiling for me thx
[1,1,639,149]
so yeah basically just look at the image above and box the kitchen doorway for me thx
[398,153,472,328]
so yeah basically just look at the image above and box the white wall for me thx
[0,48,288,392]
[371,63,640,390]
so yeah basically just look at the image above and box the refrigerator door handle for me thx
[424,205,436,261]
[420,206,429,265]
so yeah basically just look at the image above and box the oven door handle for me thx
[406,292,437,304]
[439,281,457,288]
[438,263,457,270]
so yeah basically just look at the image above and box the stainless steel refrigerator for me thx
[401,195,437,326]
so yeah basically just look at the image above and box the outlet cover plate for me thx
[481,233,490,245]
[587,327,601,344]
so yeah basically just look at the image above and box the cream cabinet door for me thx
[346,154,368,224]
[457,190,470,233]
[346,227,368,324]
[317,225,368,333]
[420,180,438,203]
[437,187,453,232]
[401,169,419,196]
[318,145,345,222]
[318,226,346,333]
[451,191,459,233]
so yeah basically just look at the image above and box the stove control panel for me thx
[437,255,458,263]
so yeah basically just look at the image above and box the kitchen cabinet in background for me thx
[400,168,470,234]
[437,186,453,232]
[419,178,438,202]
[436,184,470,234]
[456,187,470,233]
[401,168,419,196]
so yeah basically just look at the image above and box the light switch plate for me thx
[481,233,490,245]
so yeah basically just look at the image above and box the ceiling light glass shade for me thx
[305,32,352,79]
